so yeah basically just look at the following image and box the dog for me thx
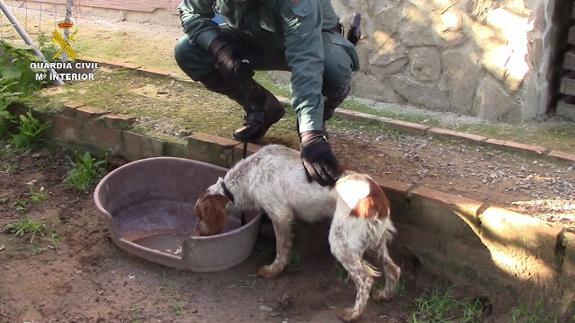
[193,145,401,321]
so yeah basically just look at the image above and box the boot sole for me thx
[233,108,286,142]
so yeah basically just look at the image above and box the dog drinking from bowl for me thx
[193,144,400,321]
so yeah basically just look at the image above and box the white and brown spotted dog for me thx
[193,145,400,321]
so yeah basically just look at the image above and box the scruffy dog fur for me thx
[194,145,401,321]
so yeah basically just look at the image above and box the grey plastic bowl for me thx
[93,157,262,272]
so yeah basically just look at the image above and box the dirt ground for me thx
[0,149,437,323]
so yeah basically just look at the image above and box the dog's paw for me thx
[372,288,395,302]
[338,308,359,322]
[257,265,281,279]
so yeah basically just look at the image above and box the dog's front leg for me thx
[258,210,294,279]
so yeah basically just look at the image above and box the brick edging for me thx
[75,56,575,164]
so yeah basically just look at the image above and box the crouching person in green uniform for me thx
[174,0,359,186]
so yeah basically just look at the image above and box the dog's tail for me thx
[335,172,391,220]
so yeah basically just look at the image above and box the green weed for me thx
[10,112,51,150]
[64,152,106,192]
[14,199,29,212]
[5,218,48,243]
[374,278,408,298]
[287,249,301,270]
[335,262,348,282]
[126,304,143,322]
[37,32,59,62]
[50,232,61,248]
[172,303,184,316]
[409,288,483,323]
[0,41,47,95]
[0,161,17,175]
[231,279,255,289]
[509,299,557,323]
[28,183,48,204]
[0,40,50,138]
[0,83,17,138]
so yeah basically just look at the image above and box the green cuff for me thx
[297,110,324,133]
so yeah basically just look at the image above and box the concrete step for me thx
[564,50,575,70]
[559,76,575,96]
[556,99,575,120]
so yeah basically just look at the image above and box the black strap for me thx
[242,141,248,159]
[221,181,235,204]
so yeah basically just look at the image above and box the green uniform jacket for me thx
[177,0,358,132]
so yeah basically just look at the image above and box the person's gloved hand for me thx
[207,37,254,81]
[300,130,342,186]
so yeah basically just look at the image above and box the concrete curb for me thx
[334,108,574,162]
[7,99,574,318]
[76,56,575,164]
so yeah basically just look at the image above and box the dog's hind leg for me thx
[371,237,401,302]
[257,208,294,279]
[332,251,376,321]
[330,227,377,321]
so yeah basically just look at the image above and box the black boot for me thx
[323,83,351,121]
[232,84,285,142]
[197,72,285,142]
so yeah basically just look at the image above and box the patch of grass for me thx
[334,262,348,282]
[509,299,558,323]
[341,100,442,127]
[10,112,51,151]
[0,161,17,175]
[50,232,61,248]
[409,288,483,323]
[14,199,29,212]
[37,32,59,62]
[330,114,408,139]
[172,303,184,316]
[374,278,408,298]
[63,152,106,192]
[126,304,143,322]
[455,123,575,154]
[287,249,301,270]
[0,83,17,138]
[254,71,290,98]
[5,218,48,243]
[230,278,255,289]
[28,183,48,204]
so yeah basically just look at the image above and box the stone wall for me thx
[329,0,552,121]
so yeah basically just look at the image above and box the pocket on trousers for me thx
[324,31,360,71]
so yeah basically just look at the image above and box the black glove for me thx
[300,130,342,186]
[207,37,254,81]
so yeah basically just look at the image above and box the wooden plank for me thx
[559,76,575,96]
[564,50,575,70]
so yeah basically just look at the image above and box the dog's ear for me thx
[194,193,231,235]
[350,177,390,219]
